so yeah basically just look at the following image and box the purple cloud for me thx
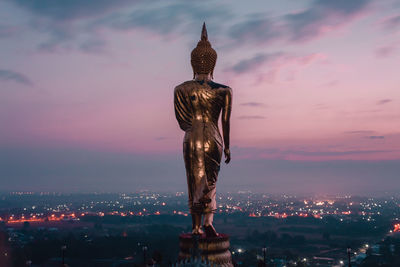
[228,53,283,74]
[79,38,107,54]
[237,115,266,120]
[227,52,325,76]
[344,130,376,134]
[375,45,397,58]
[105,3,231,35]
[286,149,387,157]
[0,69,33,86]
[6,0,139,52]
[240,102,266,107]
[7,1,232,53]
[228,0,371,45]
[377,99,392,105]
[343,131,385,140]
[367,136,385,140]
[286,0,371,41]
[382,15,400,30]
[9,0,135,21]
[233,146,393,160]
[228,16,280,45]
[0,24,20,38]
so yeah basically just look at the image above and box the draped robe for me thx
[174,79,232,214]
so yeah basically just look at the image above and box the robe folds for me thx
[174,80,232,214]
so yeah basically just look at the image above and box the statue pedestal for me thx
[178,233,233,266]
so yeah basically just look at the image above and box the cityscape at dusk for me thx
[1,0,400,266]
[1,191,400,266]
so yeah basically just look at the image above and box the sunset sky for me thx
[1,0,399,194]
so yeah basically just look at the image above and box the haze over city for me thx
[1,0,399,194]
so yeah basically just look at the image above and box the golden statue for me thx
[174,23,232,237]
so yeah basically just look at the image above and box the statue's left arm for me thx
[174,86,192,131]
[222,87,232,164]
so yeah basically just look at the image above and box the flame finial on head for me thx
[201,22,208,41]
[191,22,217,79]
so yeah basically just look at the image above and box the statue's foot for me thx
[192,226,204,235]
[203,224,218,238]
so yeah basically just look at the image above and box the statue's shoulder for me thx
[208,81,232,97]
[207,81,231,90]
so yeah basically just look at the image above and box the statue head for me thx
[191,23,217,79]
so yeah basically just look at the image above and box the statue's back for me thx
[173,23,232,240]
[174,80,230,131]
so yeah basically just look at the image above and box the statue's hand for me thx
[224,148,231,164]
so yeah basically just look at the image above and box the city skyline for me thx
[2,191,398,266]
[1,0,399,194]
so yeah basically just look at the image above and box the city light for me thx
[1,192,400,265]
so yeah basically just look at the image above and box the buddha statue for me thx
[174,23,232,237]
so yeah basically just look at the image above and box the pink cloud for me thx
[375,45,398,58]
[228,0,372,45]
[381,14,400,30]
[228,52,328,85]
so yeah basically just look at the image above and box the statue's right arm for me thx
[222,87,232,163]
[174,86,192,131]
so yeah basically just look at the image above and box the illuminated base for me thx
[178,233,233,266]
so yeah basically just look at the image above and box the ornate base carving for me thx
[178,233,233,266]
